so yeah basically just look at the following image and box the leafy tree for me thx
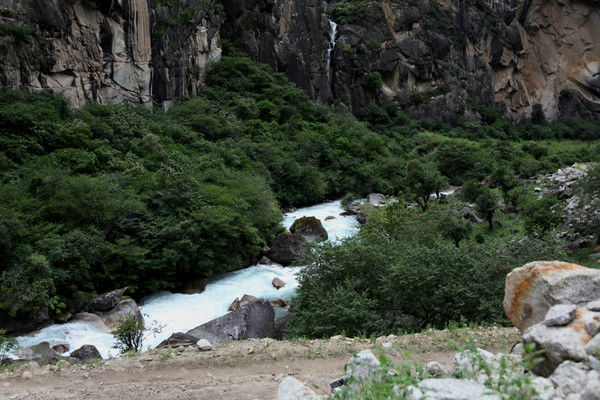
[460,179,484,203]
[288,205,568,338]
[112,314,144,353]
[438,213,472,247]
[522,196,562,236]
[491,165,518,195]
[574,164,600,240]
[0,253,55,317]
[0,330,18,362]
[405,160,446,211]
[476,187,498,231]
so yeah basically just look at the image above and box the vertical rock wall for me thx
[0,0,222,107]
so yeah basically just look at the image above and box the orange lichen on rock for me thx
[504,261,600,331]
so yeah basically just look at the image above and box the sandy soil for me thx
[0,327,519,400]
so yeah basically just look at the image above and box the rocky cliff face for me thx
[0,0,221,107]
[1,0,598,121]
[224,0,600,122]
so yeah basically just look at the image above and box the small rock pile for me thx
[274,261,600,399]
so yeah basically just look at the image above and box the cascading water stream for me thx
[14,200,360,359]
[324,1,337,81]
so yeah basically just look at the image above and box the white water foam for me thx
[15,200,359,358]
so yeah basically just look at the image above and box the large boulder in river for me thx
[96,299,143,330]
[504,261,600,331]
[71,312,110,333]
[70,345,102,361]
[266,232,306,266]
[86,287,128,312]
[187,299,275,344]
[290,216,328,241]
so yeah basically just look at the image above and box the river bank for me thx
[0,327,519,400]
[13,200,361,359]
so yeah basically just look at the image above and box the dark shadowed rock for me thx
[187,299,275,344]
[87,287,128,312]
[158,332,199,348]
[70,345,102,362]
[0,308,49,334]
[274,313,295,339]
[266,232,307,266]
[96,299,143,330]
[290,216,328,241]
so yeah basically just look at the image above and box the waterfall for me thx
[324,2,337,81]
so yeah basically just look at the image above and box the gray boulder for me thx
[187,299,275,344]
[70,312,110,333]
[70,344,102,362]
[196,339,212,351]
[367,193,388,207]
[504,261,600,331]
[266,232,307,266]
[274,313,294,339]
[460,205,483,223]
[425,361,447,378]
[158,332,199,348]
[290,216,328,242]
[544,304,577,327]
[405,378,500,400]
[550,360,593,398]
[275,377,322,400]
[523,322,589,376]
[86,287,128,312]
[346,349,381,382]
[13,342,60,363]
[96,299,143,330]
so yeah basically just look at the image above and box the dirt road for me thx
[0,327,519,400]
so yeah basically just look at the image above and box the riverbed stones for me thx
[70,345,102,362]
[86,287,128,312]
[275,376,322,400]
[187,299,275,344]
[290,216,328,242]
[267,232,307,265]
[504,261,600,331]
[272,277,286,289]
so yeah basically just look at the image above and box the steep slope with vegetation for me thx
[1,52,599,332]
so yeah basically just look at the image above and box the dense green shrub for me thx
[113,315,144,353]
[288,205,568,338]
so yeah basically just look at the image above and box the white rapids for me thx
[15,200,360,359]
